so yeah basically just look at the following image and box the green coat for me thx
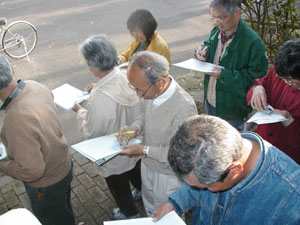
[203,19,268,120]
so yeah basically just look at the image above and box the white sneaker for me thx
[131,189,142,201]
[112,208,139,220]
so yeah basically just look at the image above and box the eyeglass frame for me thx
[209,14,228,24]
[128,82,153,97]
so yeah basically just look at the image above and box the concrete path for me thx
[0,0,212,224]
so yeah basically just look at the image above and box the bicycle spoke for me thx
[2,21,37,59]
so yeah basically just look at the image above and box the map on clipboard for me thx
[52,83,90,110]
[173,58,223,73]
[71,135,141,165]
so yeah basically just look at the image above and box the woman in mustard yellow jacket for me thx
[119,9,170,64]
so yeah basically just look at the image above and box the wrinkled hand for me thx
[151,202,174,222]
[195,45,208,61]
[117,126,139,144]
[85,83,96,93]
[250,85,267,111]
[206,66,221,80]
[120,144,143,157]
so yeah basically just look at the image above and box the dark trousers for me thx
[24,168,76,225]
[105,160,141,217]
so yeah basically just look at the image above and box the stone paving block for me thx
[88,186,108,204]
[11,202,23,209]
[0,192,5,204]
[103,190,113,202]
[73,152,89,166]
[100,199,117,216]
[73,161,84,176]
[3,191,19,209]
[0,203,8,215]
[72,197,87,218]
[77,213,97,225]
[82,162,99,178]
[78,174,96,189]
[0,175,14,187]
[71,175,80,189]
[18,192,31,210]
[73,185,92,203]
[0,183,12,194]
[71,190,76,200]
[97,213,112,225]
[94,176,108,191]
[82,198,105,219]
[12,180,26,195]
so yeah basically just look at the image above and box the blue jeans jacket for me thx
[168,132,300,225]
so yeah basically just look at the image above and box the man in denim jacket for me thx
[152,115,300,224]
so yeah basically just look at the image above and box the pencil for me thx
[111,131,135,136]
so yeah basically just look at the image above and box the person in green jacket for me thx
[195,0,268,130]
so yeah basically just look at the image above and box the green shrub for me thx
[241,0,300,63]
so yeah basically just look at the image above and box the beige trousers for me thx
[141,161,182,213]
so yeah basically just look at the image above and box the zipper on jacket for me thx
[220,193,237,225]
[212,193,221,225]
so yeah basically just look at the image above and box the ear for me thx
[158,78,165,88]
[228,161,244,174]
[235,8,242,17]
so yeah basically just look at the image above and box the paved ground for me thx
[0,0,212,224]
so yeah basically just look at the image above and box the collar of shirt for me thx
[0,80,25,110]
[153,76,176,108]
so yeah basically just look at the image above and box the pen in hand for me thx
[111,131,135,136]
[201,46,208,55]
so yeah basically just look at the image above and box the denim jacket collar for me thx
[227,132,268,195]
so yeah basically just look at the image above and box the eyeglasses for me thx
[128,82,152,97]
[209,15,228,24]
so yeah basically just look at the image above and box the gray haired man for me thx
[196,0,268,130]
[152,115,300,224]
[118,51,198,212]
[0,54,75,225]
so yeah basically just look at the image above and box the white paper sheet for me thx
[173,58,223,73]
[0,208,41,225]
[71,135,141,165]
[103,211,186,225]
[118,62,129,68]
[0,142,7,160]
[52,83,90,110]
[247,111,288,125]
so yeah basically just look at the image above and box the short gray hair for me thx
[168,115,243,184]
[209,0,241,15]
[0,54,13,90]
[79,34,118,72]
[128,51,169,85]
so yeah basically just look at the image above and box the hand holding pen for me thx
[195,45,208,61]
[85,83,96,93]
[116,126,139,144]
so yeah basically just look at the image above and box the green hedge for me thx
[242,0,300,63]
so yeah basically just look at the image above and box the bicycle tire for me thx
[1,20,37,59]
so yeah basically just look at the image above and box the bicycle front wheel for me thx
[2,20,37,59]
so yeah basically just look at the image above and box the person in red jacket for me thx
[247,38,300,164]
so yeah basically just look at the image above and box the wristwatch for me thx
[142,145,149,158]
